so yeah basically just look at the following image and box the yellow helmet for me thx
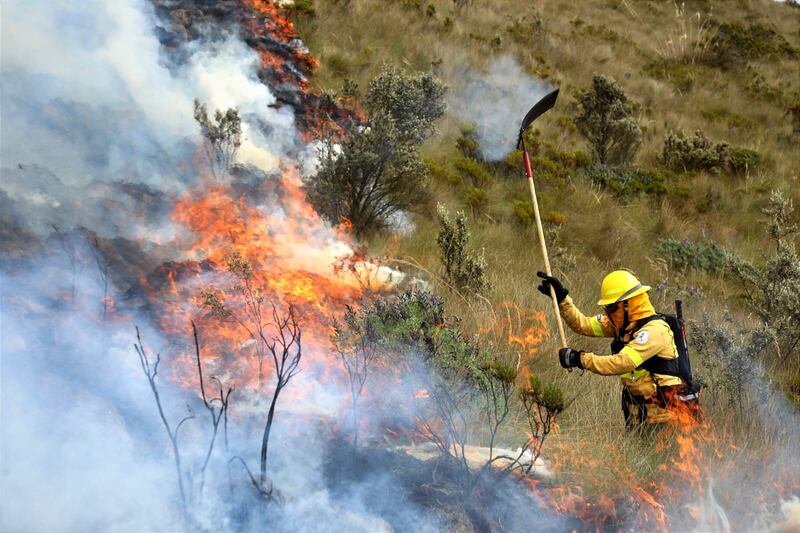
[597,270,650,306]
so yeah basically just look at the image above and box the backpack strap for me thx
[613,314,682,378]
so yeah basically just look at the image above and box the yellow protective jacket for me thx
[558,295,682,401]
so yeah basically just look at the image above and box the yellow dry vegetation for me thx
[290,0,800,500]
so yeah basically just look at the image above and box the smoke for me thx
[0,1,571,531]
[450,55,554,161]
[0,0,296,240]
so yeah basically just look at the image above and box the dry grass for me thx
[290,0,800,504]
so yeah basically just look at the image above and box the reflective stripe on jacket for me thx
[558,296,682,396]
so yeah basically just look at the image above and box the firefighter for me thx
[537,270,687,427]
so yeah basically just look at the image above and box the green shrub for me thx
[700,106,757,132]
[523,375,565,413]
[655,238,731,272]
[726,191,800,363]
[575,74,642,165]
[463,186,489,216]
[442,16,454,32]
[662,130,729,173]
[426,158,461,186]
[706,22,797,69]
[728,147,761,175]
[787,96,800,136]
[544,210,567,226]
[586,164,667,201]
[511,199,535,226]
[437,204,489,294]
[304,65,446,237]
[454,156,493,186]
[662,130,762,175]
[642,60,695,93]
[507,13,543,44]
[692,314,774,411]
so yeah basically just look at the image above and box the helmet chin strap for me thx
[610,299,631,344]
[622,299,629,337]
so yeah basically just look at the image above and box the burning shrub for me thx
[331,290,565,477]
[193,99,242,180]
[333,290,486,467]
[436,204,489,295]
[305,65,446,237]
[307,120,428,237]
[575,75,642,165]
[515,375,564,473]
[200,252,302,490]
[333,305,380,450]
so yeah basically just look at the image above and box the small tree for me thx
[363,64,447,145]
[306,119,428,237]
[436,204,489,294]
[200,252,302,491]
[691,314,773,411]
[576,75,642,165]
[727,191,800,360]
[305,65,446,237]
[333,304,380,451]
[134,327,194,525]
[516,375,564,473]
[193,99,242,180]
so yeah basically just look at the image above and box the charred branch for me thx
[134,326,194,526]
[260,303,302,489]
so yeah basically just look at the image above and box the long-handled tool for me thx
[517,88,567,348]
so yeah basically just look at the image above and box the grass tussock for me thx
[289,0,800,512]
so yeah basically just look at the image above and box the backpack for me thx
[614,300,702,398]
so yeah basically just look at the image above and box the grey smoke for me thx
[0,0,297,240]
[0,1,571,531]
[450,55,554,161]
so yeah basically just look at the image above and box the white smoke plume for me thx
[0,2,572,531]
[1,0,295,240]
[449,55,554,161]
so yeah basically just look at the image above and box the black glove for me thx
[559,347,584,369]
[537,271,569,302]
